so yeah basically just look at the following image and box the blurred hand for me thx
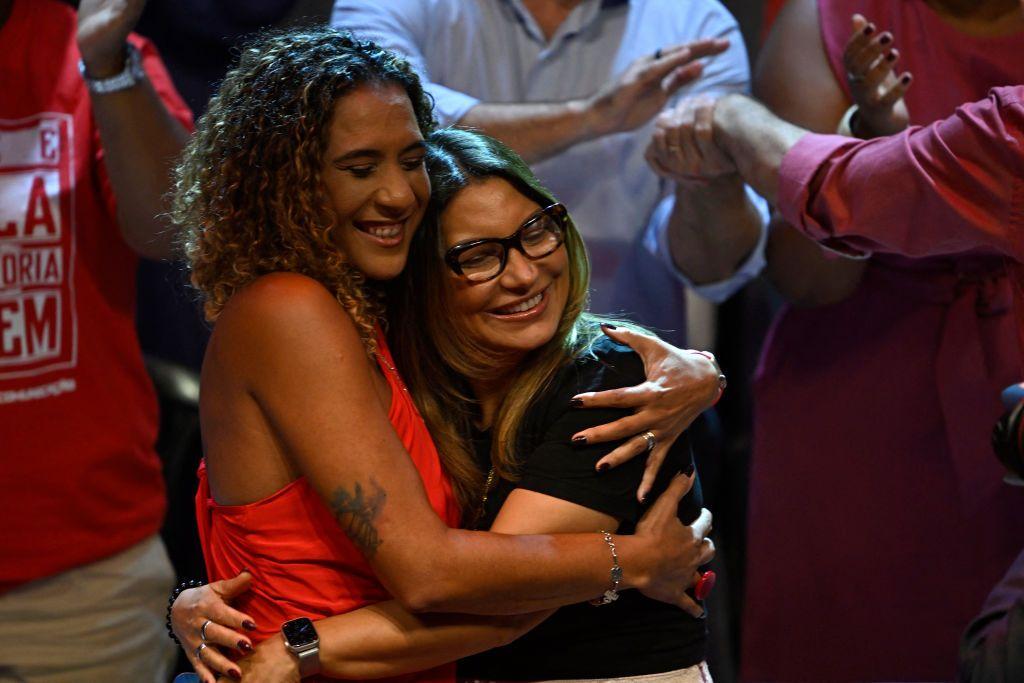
[645,94,737,185]
[569,325,722,502]
[634,472,715,617]
[841,13,912,138]
[172,572,256,683]
[585,38,730,137]
[76,0,147,77]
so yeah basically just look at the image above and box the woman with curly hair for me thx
[186,127,717,682]
[169,27,721,682]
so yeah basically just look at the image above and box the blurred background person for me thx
[0,0,192,680]
[733,1,1024,679]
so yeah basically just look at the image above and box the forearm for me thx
[312,601,550,678]
[387,525,649,614]
[713,94,806,205]
[765,216,867,307]
[89,70,190,260]
[458,101,595,165]
[667,174,762,285]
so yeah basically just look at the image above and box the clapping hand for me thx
[841,13,912,138]
[644,94,737,185]
[77,0,146,77]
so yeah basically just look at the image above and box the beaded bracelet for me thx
[166,579,204,645]
[589,531,622,606]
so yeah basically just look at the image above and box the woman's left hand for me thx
[216,635,299,683]
[570,325,722,501]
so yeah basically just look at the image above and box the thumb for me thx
[213,570,254,600]
[648,471,695,515]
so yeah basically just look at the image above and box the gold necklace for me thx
[472,466,497,529]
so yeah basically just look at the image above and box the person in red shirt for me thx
[0,0,192,680]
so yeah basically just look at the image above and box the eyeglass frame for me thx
[443,202,569,283]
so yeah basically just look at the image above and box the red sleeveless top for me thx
[196,331,461,682]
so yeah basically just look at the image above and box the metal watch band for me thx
[295,645,322,677]
[79,44,145,94]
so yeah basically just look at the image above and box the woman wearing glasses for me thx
[169,28,720,683]
[183,127,717,682]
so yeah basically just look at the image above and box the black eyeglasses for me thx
[444,203,568,283]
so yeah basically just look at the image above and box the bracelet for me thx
[166,579,205,645]
[689,350,727,405]
[590,531,622,606]
[837,104,860,138]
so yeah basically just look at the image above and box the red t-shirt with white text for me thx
[0,0,193,590]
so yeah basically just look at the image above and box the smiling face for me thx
[439,177,570,360]
[321,83,430,281]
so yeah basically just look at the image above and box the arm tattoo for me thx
[329,478,387,557]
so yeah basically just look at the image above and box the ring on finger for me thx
[200,618,213,642]
[640,430,657,452]
[195,642,208,662]
[846,71,865,84]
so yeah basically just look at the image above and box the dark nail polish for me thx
[569,397,584,408]
[886,52,896,62]
[238,640,252,652]
[901,74,911,84]
[879,33,892,44]
[639,494,648,504]
[242,620,257,631]
[229,670,242,681]
[683,462,695,477]
[602,324,618,330]
[863,24,875,35]
[571,435,587,446]
[596,462,609,472]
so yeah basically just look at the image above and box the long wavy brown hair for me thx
[388,129,629,515]
[173,27,436,353]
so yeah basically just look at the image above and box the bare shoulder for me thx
[755,0,847,130]
[211,272,368,376]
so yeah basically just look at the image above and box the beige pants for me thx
[0,534,176,683]
[463,661,713,683]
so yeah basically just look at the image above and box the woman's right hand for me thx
[172,572,257,683]
[633,472,715,617]
[842,13,912,138]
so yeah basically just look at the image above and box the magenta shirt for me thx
[777,85,1024,347]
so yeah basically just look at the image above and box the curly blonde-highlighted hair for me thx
[173,27,435,353]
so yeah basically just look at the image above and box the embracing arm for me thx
[224,274,694,616]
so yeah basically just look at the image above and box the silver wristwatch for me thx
[79,43,145,94]
[282,617,321,677]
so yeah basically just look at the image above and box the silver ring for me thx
[640,430,657,452]
[200,618,213,641]
[194,642,208,661]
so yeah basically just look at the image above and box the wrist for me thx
[266,634,302,678]
[79,44,128,79]
[610,534,651,592]
[574,96,607,142]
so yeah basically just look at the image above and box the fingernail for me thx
[569,397,584,408]
[571,435,588,446]
[596,462,609,472]
[242,620,257,631]
[863,24,875,35]
[879,33,892,44]
[886,52,896,61]
[683,462,695,477]
[602,324,618,331]
[239,567,251,573]
[901,74,912,84]
[238,640,252,652]
[229,670,242,681]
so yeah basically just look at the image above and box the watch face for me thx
[282,617,318,648]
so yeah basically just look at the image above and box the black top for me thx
[457,336,707,681]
